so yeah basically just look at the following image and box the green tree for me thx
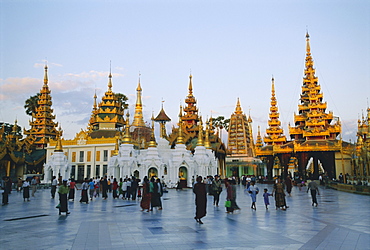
[114,93,129,110]
[24,93,40,121]
[211,116,230,131]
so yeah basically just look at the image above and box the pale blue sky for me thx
[1,0,369,142]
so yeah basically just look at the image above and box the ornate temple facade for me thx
[225,98,263,177]
[256,33,345,180]
[353,107,370,179]
[45,74,219,184]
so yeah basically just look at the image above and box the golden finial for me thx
[204,119,211,149]
[306,30,311,54]
[177,105,184,144]
[44,63,48,86]
[188,73,193,97]
[122,110,132,144]
[197,118,204,146]
[235,98,243,114]
[54,128,63,152]
[108,63,113,92]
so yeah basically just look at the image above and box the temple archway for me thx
[133,170,139,179]
[148,167,158,178]
[178,166,188,188]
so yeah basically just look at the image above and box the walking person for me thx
[247,181,259,210]
[17,177,23,192]
[140,176,151,212]
[2,177,10,205]
[79,178,89,204]
[285,175,293,196]
[131,177,138,200]
[101,176,108,200]
[273,178,287,210]
[88,179,95,200]
[193,176,207,224]
[58,180,70,215]
[225,179,240,214]
[155,178,163,210]
[149,177,161,211]
[68,178,77,201]
[263,188,272,210]
[126,178,132,200]
[211,175,222,206]
[22,178,31,202]
[51,176,58,199]
[112,178,118,199]
[307,179,320,207]
[31,176,37,197]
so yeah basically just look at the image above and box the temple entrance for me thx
[77,165,84,182]
[133,170,139,179]
[178,166,188,188]
[148,167,158,178]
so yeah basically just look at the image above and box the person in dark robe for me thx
[79,178,89,204]
[101,176,109,200]
[140,176,151,212]
[58,180,70,215]
[285,176,293,196]
[150,177,161,211]
[2,177,10,205]
[22,178,31,201]
[68,178,76,201]
[193,176,207,224]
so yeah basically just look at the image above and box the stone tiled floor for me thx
[1,183,369,249]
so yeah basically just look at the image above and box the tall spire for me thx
[204,119,211,149]
[43,64,48,86]
[148,113,157,147]
[188,74,193,97]
[108,62,112,92]
[289,33,341,141]
[54,127,63,152]
[264,77,286,145]
[177,106,184,144]
[197,118,204,146]
[132,75,146,127]
[154,100,171,138]
[122,111,132,144]
[255,125,263,148]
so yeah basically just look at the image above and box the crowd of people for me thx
[2,174,322,222]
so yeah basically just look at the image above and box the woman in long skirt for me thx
[140,177,151,212]
[112,178,118,199]
[273,178,287,210]
[193,176,207,224]
[58,180,70,215]
[226,179,240,213]
[79,178,89,204]
[22,179,30,202]
[68,178,76,201]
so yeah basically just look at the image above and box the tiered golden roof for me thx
[355,107,370,176]
[227,98,255,156]
[154,102,171,139]
[182,74,200,134]
[24,65,59,149]
[264,77,287,145]
[289,32,341,142]
[88,71,125,131]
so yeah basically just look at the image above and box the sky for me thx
[0,0,369,143]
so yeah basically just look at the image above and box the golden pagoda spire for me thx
[148,113,157,147]
[264,76,286,145]
[154,100,171,138]
[235,98,243,115]
[122,110,132,144]
[93,91,97,111]
[188,74,193,97]
[132,75,146,127]
[177,106,184,144]
[108,63,113,92]
[256,125,263,148]
[44,63,48,86]
[306,31,311,55]
[197,118,204,146]
[204,119,211,149]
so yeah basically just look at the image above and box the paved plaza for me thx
[1,183,369,250]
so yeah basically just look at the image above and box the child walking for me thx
[263,188,272,210]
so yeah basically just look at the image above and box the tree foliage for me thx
[210,116,230,131]
[114,93,129,110]
[24,93,41,119]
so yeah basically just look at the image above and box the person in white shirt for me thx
[51,176,58,199]
[22,179,31,202]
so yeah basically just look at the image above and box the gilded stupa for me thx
[24,64,59,149]
[354,107,370,178]
[227,98,255,156]
[130,78,152,149]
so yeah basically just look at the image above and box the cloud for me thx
[0,77,41,100]
[64,70,123,79]
[34,61,63,68]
